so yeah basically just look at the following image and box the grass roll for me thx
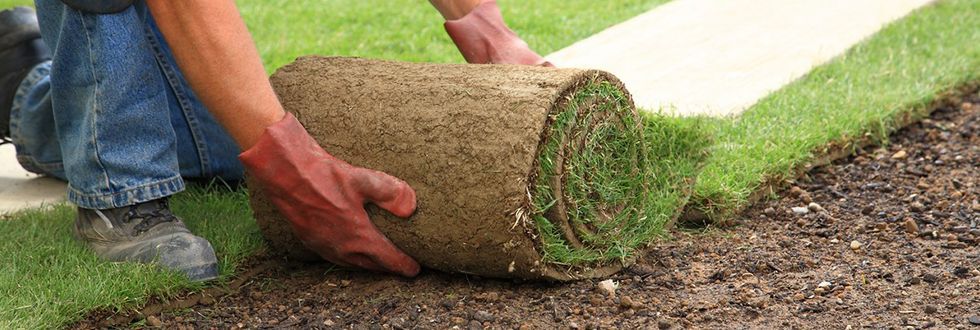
[249,56,702,280]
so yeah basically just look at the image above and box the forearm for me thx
[428,0,482,20]
[146,0,284,149]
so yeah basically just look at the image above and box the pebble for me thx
[904,219,920,234]
[807,202,826,213]
[146,315,162,327]
[473,310,495,323]
[468,320,484,330]
[969,315,980,325]
[791,207,810,215]
[597,279,618,297]
[620,296,637,309]
[763,207,777,216]
[892,150,908,159]
[925,305,938,314]
[909,201,926,212]
[850,240,863,250]
[817,281,832,289]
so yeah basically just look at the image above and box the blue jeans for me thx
[8,0,244,209]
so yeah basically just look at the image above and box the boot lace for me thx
[124,199,178,236]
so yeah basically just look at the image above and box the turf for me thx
[530,80,708,266]
[0,0,977,327]
[0,0,672,327]
[685,0,980,222]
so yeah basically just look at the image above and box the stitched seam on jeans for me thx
[16,154,63,172]
[77,9,114,194]
[67,174,184,208]
[9,62,52,140]
[143,20,212,177]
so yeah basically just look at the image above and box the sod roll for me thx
[249,56,652,280]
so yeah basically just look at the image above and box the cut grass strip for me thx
[685,0,980,223]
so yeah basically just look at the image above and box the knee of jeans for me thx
[59,0,135,14]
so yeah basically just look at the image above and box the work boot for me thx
[443,0,552,67]
[74,198,220,281]
[1,6,50,139]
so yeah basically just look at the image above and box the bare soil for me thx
[87,91,977,329]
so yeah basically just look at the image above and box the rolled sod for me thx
[249,56,663,280]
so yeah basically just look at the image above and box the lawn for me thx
[0,0,671,327]
[685,0,980,222]
[1,0,978,327]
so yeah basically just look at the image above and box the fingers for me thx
[342,215,421,277]
[352,168,418,218]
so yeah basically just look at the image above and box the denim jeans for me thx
[8,0,244,209]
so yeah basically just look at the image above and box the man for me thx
[0,0,548,281]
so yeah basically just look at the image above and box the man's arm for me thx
[428,0,551,66]
[145,0,421,277]
[145,0,282,149]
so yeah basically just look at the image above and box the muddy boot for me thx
[443,0,552,66]
[1,6,50,139]
[74,198,220,281]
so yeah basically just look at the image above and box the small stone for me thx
[468,320,484,330]
[909,201,926,212]
[791,206,810,215]
[146,316,162,327]
[924,305,938,314]
[597,279,618,297]
[922,273,939,283]
[892,150,908,159]
[817,281,832,289]
[966,315,980,325]
[620,296,637,309]
[807,202,826,213]
[861,205,875,215]
[813,287,826,295]
[850,240,862,250]
[658,320,672,329]
[763,207,777,216]
[473,311,495,323]
[569,321,582,329]
[323,319,336,327]
[903,219,919,234]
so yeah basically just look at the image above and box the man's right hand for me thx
[239,113,420,277]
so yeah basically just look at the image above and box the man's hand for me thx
[240,113,420,277]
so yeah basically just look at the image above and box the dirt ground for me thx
[90,92,977,329]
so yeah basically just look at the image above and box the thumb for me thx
[352,167,417,218]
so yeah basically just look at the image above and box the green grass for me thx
[529,80,707,266]
[686,0,980,222]
[0,186,262,328]
[1,0,977,327]
[0,0,671,327]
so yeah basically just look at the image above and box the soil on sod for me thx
[76,92,978,329]
[252,57,695,280]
